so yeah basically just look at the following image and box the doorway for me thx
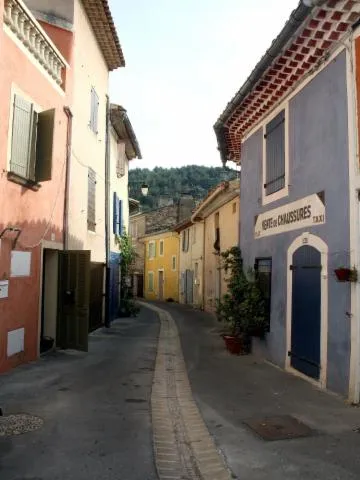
[41,249,59,353]
[290,245,321,380]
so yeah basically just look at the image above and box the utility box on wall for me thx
[0,280,9,299]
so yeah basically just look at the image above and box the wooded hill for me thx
[129,165,238,211]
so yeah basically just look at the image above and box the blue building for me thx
[215,1,360,401]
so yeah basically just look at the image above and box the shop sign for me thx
[254,193,325,239]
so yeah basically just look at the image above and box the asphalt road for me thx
[0,309,159,480]
[160,302,360,480]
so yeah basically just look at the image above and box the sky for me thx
[109,0,300,170]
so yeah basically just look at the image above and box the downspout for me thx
[63,107,73,250]
[104,95,111,328]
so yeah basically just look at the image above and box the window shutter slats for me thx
[118,199,123,235]
[10,95,33,179]
[113,192,119,235]
[265,110,285,196]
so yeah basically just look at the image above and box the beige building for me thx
[192,180,240,313]
[174,219,204,308]
[129,211,146,297]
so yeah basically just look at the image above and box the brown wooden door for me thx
[57,250,90,351]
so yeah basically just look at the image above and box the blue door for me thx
[290,245,321,380]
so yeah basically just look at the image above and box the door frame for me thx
[286,232,328,388]
[38,241,63,356]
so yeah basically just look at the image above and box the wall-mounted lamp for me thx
[0,227,22,248]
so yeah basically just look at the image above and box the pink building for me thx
[0,0,70,372]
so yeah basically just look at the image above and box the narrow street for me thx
[2,303,360,480]
[0,309,159,480]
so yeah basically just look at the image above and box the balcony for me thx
[3,0,66,87]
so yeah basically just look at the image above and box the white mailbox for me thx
[0,280,9,299]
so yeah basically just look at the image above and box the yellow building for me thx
[142,230,180,301]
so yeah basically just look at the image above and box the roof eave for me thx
[110,104,142,160]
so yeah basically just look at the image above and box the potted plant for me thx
[216,247,267,355]
[334,266,358,283]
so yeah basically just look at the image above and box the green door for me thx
[57,250,90,351]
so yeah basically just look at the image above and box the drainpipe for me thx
[104,96,111,328]
[63,107,73,250]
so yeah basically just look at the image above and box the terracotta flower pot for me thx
[334,268,351,282]
[223,335,250,355]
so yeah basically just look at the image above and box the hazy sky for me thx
[109,0,300,170]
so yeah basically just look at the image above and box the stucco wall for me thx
[178,223,204,308]
[144,232,179,301]
[67,0,109,262]
[0,3,70,372]
[240,51,350,395]
[204,197,240,312]
[130,213,146,274]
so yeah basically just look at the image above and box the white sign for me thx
[254,193,325,239]
[0,280,9,299]
[11,251,31,277]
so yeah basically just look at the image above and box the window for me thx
[264,110,285,196]
[87,168,96,232]
[232,202,237,214]
[148,272,154,292]
[214,212,220,252]
[130,222,138,239]
[192,225,196,245]
[149,241,156,259]
[9,94,55,185]
[172,255,177,271]
[182,229,190,252]
[254,258,272,330]
[159,240,164,256]
[116,142,126,178]
[89,87,99,133]
[113,193,123,235]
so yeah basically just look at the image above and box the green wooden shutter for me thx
[10,95,33,179]
[35,108,55,182]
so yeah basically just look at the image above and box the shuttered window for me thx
[172,255,177,271]
[10,95,54,183]
[119,199,123,235]
[148,272,154,292]
[90,87,99,133]
[264,110,285,196]
[149,241,156,259]
[113,192,119,235]
[159,240,164,256]
[87,168,96,232]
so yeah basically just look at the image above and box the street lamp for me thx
[141,183,149,196]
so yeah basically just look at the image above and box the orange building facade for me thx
[0,0,70,372]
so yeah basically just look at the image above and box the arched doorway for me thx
[290,245,321,379]
[286,233,328,387]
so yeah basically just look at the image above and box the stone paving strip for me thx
[140,302,232,480]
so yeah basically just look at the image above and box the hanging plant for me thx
[334,266,358,283]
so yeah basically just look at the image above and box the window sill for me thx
[262,186,289,206]
[7,172,41,191]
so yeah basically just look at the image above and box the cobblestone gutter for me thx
[142,302,232,480]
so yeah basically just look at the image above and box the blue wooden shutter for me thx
[113,193,119,234]
[265,110,285,195]
[118,199,123,235]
